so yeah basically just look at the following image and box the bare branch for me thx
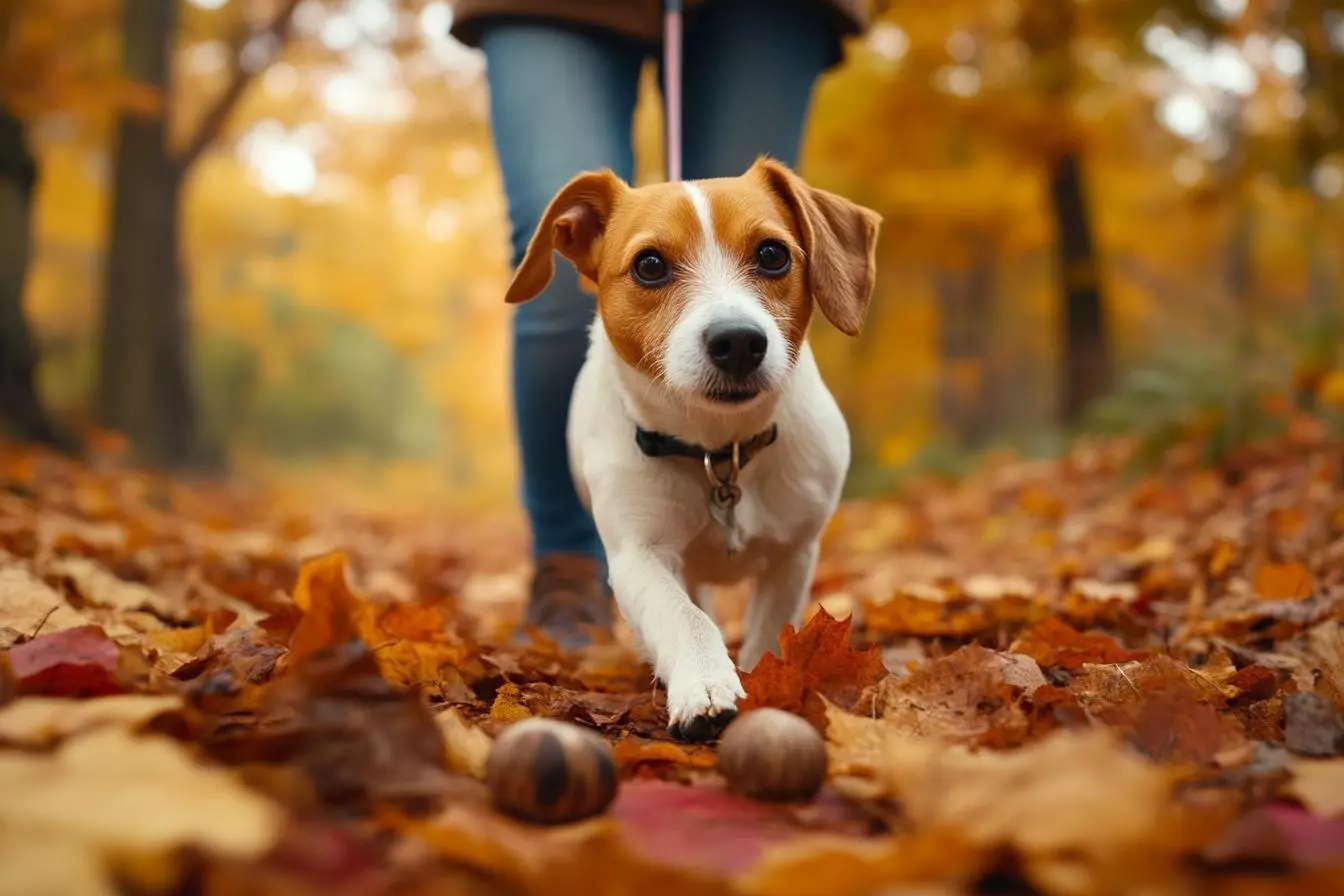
[175,0,302,171]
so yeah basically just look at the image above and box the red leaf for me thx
[739,608,887,730]
[1205,803,1344,869]
[610,779,870,875]
[7,625,122,697]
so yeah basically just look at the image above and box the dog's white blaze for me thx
[662,183,789,394]
[684,181,715,236]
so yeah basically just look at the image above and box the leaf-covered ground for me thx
[2,426,1344,896]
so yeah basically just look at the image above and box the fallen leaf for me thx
[490,682,533,723]
[1286,759,1344,818]
[1068,655,1247,764]
[145,620,217,676]
[877,728,1183,891]
[437,707,493,778]
[609,779,873,874]
[869,645,1034,747]
[740,830,985,896]
[389,803,739,895]
[824,701,897,779]
[1304,620,1344,704]
[0,564,91,635]
[996,650,1049,696]
[47,556,182,620]
[0,728,282,892]
[1010,616,1146,672]
[255,638,452,809]
[0,829,114,896]
[612,736,718,770]
[7,624,123,697]
[1204,803,1344,870]
[1284,693,1343,758]
[1226,664,1279,702]
[0,694,182,746]
[354,601,473,693]
[1254,562,1315,601]
[740,608,887,730]
[286,551,363,664]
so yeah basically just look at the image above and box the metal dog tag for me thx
[709,483,743,555]
[705,444,745,556]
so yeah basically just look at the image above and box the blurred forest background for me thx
[1,0,1341,512]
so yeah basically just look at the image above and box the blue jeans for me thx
[480,0,838,563]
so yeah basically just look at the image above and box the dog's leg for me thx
[738,541,819,672]
[687,576,716,625]
[608,547,743,741]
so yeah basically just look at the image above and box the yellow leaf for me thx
[437,708,493,779]
[0,729,282,893]
[1286,759,1344,819]
[0,695,182,747]
[0,565,91,635]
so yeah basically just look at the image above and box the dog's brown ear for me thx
[752,157,881,336]
[505,170,627,305]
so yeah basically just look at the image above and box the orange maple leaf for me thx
[1010,616,1146,673]
[739,608,887,731]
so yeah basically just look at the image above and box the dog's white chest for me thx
[682,500,791,585]
[679,445,836,584]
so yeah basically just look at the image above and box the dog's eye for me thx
[632,250,670,286]
[755,240,791,277]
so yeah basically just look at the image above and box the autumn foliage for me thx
[2,420,1344,895]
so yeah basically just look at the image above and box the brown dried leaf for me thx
[1010,616,1147,672]
[1069,655,1247,765]
[871,645,1035,747]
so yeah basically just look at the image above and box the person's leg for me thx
[479,22,644,646]
[680,0,840,178]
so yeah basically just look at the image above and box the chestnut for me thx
[484,718,618,824]
[717,708,827,802]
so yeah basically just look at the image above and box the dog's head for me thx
[504,157,881,408]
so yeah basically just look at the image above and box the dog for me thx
[504,157,881,741]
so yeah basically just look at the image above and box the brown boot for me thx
[522,553,614,649]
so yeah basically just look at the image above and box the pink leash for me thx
[663,0,683,183]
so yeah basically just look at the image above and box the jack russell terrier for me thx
[505,157,881,741]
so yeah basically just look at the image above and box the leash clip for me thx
[704,442,742,509]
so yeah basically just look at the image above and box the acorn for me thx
[484,718,618,825]
[716,708,827,802]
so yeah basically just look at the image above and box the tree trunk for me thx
[935,229,995,448]
[1298,15,1340,395]
[1049,151,1111,423]
[0,109,73,449]
[97,0,199,468]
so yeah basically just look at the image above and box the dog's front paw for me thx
[665,656,746,742]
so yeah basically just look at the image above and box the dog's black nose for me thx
[705,324,767,378]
